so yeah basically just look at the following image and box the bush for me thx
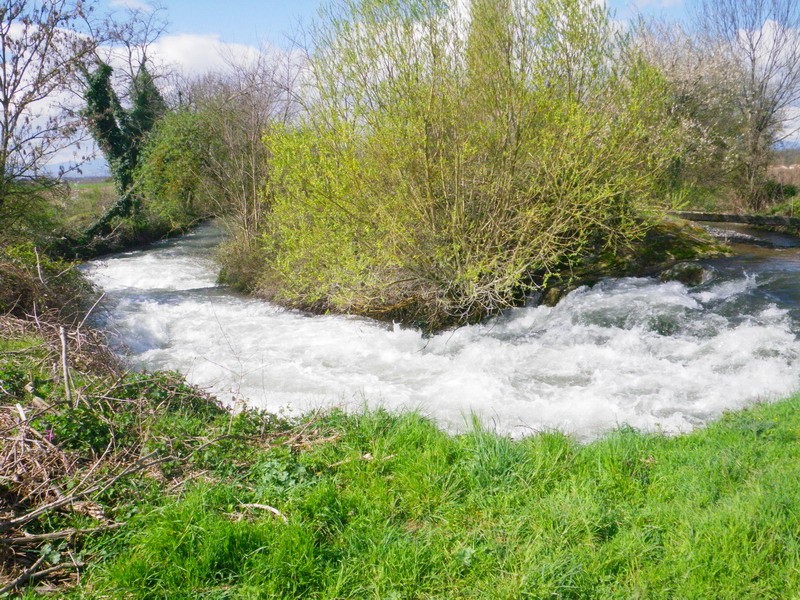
[135,109,217,230]
[217,231,269,292]
[0,242,92,320]
[261,0,681,329]
[764,179,798,202]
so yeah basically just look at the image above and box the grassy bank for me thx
[3,312,800,597]
[0,316,295,597]
[75,399,800,599]
[0,178,189,261]
[58,180,117,234]
[53,179,186,260]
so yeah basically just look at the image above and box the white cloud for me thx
[149,33,263,76]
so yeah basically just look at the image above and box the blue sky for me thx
[113,0,690,48]
[155,0,323,46]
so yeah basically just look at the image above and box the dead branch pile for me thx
[0,314,132,593]
[0,313,119,376]
[0,407,74,508]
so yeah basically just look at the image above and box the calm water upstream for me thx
[84,222,800,439]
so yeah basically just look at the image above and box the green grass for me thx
[60,179,117,233]
[64,399,800,599]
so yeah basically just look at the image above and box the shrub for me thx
[135,109,217,230]
[261,0,681,329]
[217,231,269,292]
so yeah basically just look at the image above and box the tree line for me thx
[2,0,799,326]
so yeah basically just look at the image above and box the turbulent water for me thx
[84,223,800,439]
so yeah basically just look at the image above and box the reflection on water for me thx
[84,222,800,439]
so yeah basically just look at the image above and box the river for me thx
[83,222,800,439]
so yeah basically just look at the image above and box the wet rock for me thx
[659,262,707,287]
[540,284,580,306]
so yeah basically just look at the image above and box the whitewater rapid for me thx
[85,223,800,439]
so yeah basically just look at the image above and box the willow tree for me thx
[262,0,679,328]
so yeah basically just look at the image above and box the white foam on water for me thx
[84,239,218,292]
[86,230,800,440]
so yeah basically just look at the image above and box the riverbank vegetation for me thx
[126,0,796,328]
[4,0,798,325]
[641,0,800,213]
[254,0,686,328]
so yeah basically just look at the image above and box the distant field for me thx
[773,148,800,167]
[60,178,116,232]
[769,147,800,190]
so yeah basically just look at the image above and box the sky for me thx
[110,0,691,50]
[99,0,699,80]
[62,0,698,174]
[107,0,322,50]
[151,0,323,47]
[63,0,793,174]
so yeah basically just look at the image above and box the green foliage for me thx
[262,0,681,328]
[128,64,169,150]
[763,179,798,203]
[216,234,269,292]
[0,180,64,247]
[0,363,27,398]
[84,61,167,196]
[84,63,134,194]
[135,110,216,229]
[82,60,168,242]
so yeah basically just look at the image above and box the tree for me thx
[84,59,166,193]
[181,49,298,233]
[0,0,97,218]
[697,0,800,209]
[75,2,168,244]
[81,57,166,241]
[637,22,749,203]
[135,108,213,229]
[262,0,679,328]
[132,47,300,287]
